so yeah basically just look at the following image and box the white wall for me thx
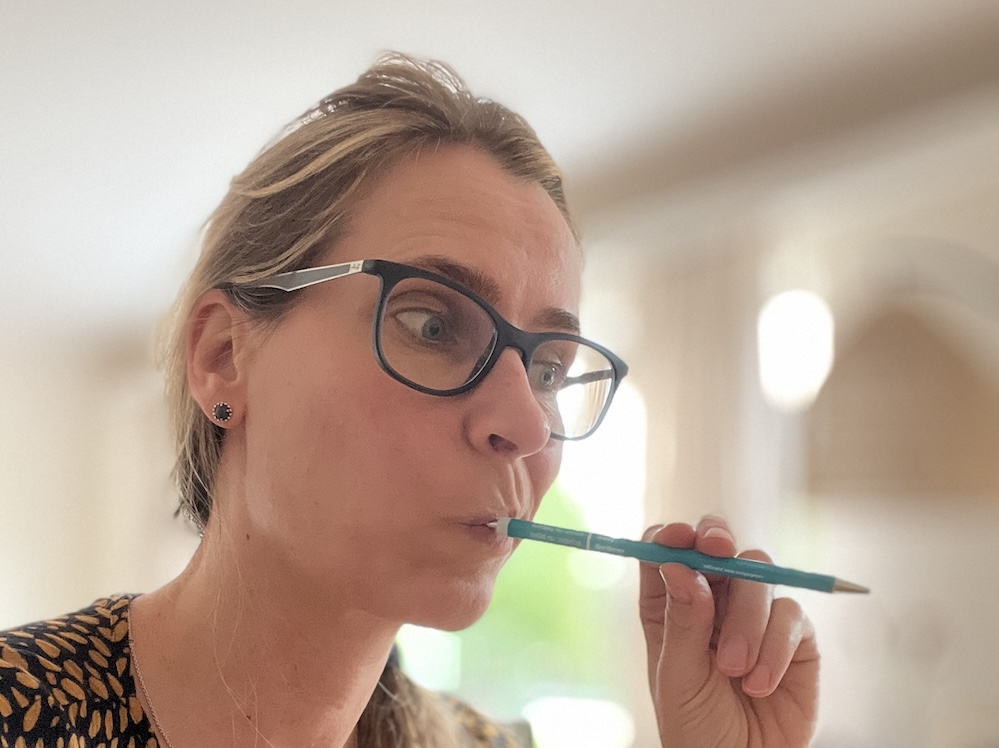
[579,84,999,747]
[0,330,199,627]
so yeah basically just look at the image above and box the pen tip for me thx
[833,578,870,594]
[485,521,497,529]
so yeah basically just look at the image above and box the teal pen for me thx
[489,518,869,594]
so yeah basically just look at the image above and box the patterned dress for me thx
[0,595,521,747]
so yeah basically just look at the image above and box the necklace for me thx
[127,614,178,748]
[126,604,354,748]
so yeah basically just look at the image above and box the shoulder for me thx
[439,693,530,747]
[0,594,147,742]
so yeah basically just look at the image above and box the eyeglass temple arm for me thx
[244,261,366,292]
[563,369,615,387]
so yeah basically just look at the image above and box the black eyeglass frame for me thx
[245,258,629,440]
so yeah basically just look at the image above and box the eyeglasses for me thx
[245,259,628,440]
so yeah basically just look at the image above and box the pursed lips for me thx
[458,513,521,528]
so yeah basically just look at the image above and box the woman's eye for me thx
[532,361,565,391]
[395,310,451,342]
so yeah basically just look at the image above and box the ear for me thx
[187,289,254,427]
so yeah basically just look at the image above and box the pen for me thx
[489,518,869,594]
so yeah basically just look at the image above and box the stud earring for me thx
[212,402,233,423]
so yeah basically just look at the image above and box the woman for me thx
[0,54,819,747]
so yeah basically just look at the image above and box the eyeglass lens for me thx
[376,275,615,439]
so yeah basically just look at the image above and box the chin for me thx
[403,575,497,631]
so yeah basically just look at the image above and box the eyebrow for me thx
[410,255,581,335]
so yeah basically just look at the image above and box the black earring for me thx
[212,402,233,423]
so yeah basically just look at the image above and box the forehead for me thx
[335,146,582,318]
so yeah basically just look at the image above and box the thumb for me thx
[655,563,716,706]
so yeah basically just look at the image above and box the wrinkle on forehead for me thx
[408,253,581,335]
[333,145,582,327]
[392,149,574,248]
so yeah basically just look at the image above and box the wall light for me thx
[523,696,635,748]
[757,290,835,411]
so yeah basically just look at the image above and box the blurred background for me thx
[2,2,997,746]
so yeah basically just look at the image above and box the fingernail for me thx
[717,635,749,673]
[660,564,692,603]
[704,526,731,541]
[744,664,772,697]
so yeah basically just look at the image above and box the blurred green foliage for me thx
[452,483,623,716]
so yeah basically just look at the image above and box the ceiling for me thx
[1,0,996,338]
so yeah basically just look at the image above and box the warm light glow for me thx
[559,382,647,589]
[559,382,647,537]
[757,290,835,411]
[523,696,635,748]
[395,625,462,691]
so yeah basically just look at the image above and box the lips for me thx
[460,515,501,527]
[458,510,528,528]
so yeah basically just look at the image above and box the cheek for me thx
[257,312,383,431]
[529,442,563,505]
[241,321,369,482]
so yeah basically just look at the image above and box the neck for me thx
[130,517,400,748]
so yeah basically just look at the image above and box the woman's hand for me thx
[639,516,820,747]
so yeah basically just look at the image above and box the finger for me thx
[694,515,738,558]
[639,523,712,698]
[639,525,668,621]
[715,549,775,678]
[639,523,695,632]
[655,562,716,703]
[654,522,697,548]
[741,597,815,698]
[638,525,665,690]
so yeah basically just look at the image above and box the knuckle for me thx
[697,514,728,530]
[771,596,804,621]
[642,524,664,542]
[737,548,773,564]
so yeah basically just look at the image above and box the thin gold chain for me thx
[126,606,359,748]
[128,619,178,748]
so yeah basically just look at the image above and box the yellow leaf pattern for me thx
[0,594,521,747]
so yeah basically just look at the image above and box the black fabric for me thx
[0,594,522,747]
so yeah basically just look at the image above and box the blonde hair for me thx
[163,52,573,530]
[358,667,473,747]
[160,52,567,746]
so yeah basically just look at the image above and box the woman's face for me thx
[231,145,581,629]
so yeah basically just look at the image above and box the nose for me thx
[464,348,552,457]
